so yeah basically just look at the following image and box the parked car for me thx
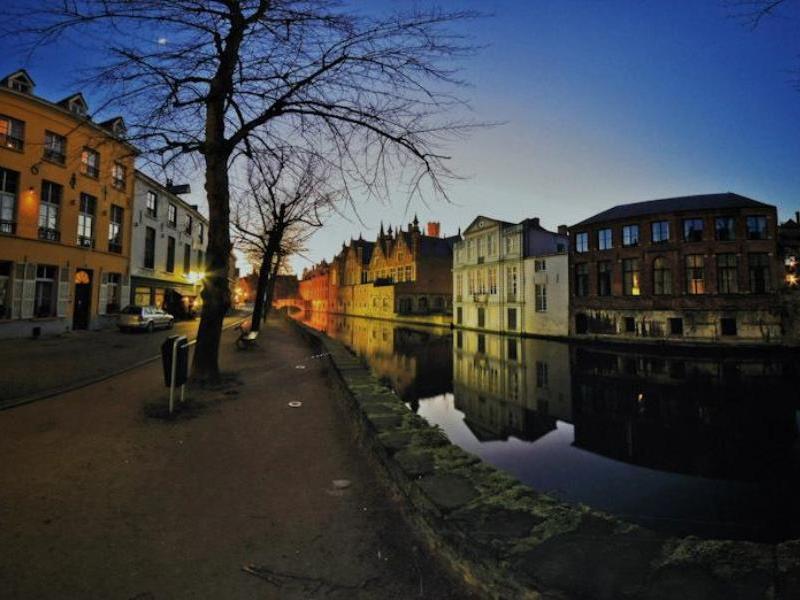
[118,306,175,332]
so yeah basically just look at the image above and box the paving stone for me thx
[417,473,480,512]
[394,448,435,477]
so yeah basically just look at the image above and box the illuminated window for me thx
[622,258,640,295]
[80,147,100,178]
[685,255,705,294]
[0,115,24,150]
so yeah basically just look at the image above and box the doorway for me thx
[73,269,93,330]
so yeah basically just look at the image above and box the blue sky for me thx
[2,0,799,274]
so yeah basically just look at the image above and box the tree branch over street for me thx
[9,0,483,381]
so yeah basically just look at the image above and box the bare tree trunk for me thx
[250,238,278,332]
[192,150,232,383]
[263,252,282,322]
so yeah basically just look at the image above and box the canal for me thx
[299,311,800,542]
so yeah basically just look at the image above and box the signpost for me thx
[161,335,189,414]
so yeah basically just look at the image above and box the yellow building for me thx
[0,69,136,338]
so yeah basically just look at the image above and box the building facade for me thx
[0,69,136,338]
[452,216,569,337]
[568,193,785,343]
[130,171,208,317]
[300,218,458,323]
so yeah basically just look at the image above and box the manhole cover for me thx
[288,401,302,408]
[295,365,306,370]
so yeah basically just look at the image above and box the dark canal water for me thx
[299,311,800,542]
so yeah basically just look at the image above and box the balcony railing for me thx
[473,293,488,303]
[0,220,16,234]
[108,241,123,254]
[81,165,99,178]
[77,236,95,248]
[43,149,66,164]
[0,133,23,151]
[38,227,60,241]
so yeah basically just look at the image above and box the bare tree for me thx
[9,0,481,381]
[727,0,791,29]
[233,150,335,332]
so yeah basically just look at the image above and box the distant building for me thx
[300,217,458,323]
[0,69,136,337]
[130,171,207,317]
[568,193,785,343]
[452,216,569,337]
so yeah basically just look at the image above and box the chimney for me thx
[558,224,568,235]
[427,222,441,237]
[531,217,540,227]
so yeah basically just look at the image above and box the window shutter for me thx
[11,263,24,318]
[98,272,108,316]
[120,275,131,310]
[57,266,71,317]
[21,263,36,319]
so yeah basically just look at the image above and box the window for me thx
[456,330,463,348]
[44,131,66,164]
[477,333,486,354]
[597,261,612,296]
[0,261,11,318]
[653,257,672,295]
[196,249,204,270]
[622,258,640,295]
[598,228,612,250]
[34,265,57,317]
[622,224,640,247]
[184,244,191,273]
[165,237,175,272]
[112,163,127,189]
[108,205,124,253]
[0,115,24,150]
[80,147,100,178]
[508,307,518,330]
[683,218,704,242]
[106,273,121,313]
[456,306,463,325]
[686,255,705,294]
[39,180,61,241]
[715,217,735,241]
[746,216,767,240]
[507,338,518,361]
[0,168,17,234]
[669,318,683,336]
[749,253,771,293]
[488,267,497,294]
[198,223,204,243]
[477,307,485,328]
[77,193,96,247]
[624,317,636,333]
[720,318,737,336]
[9,76,32,94]
[507,266,518,299]
[536,361,549,388]
[575,263,589,297]
[651,221,669,244]
[146,191,158,217]
[535,284,547,312]
[168,204,177,228]
[144,227,156,269]
[185,214,193,235]
[534,259,546,272]
[575,232,588,253]
[716,254,738,294]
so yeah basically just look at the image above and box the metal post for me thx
[169,338,178,414]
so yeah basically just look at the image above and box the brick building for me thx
[568,193,785,343]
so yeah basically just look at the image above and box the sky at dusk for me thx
[2,0,799,275]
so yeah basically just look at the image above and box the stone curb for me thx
[0,314,252,411]
[290,317,800,600]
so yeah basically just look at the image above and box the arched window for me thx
[653,257,672,295]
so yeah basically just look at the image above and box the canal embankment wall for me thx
[289,316,800,600]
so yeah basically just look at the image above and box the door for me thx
[72,269,93,330]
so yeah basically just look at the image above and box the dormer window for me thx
[70,100,87,116]
[4,71,35,95]
[59,93,89,117]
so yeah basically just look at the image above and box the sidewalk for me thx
[0,317,470,599]
[0,311,249,406]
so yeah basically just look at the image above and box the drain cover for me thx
[288,401,302,408]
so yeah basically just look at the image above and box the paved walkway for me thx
[0,317,469,599]
[0,312,248,406]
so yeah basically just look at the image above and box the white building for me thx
[130,171,208,316]
[453,216,569,336]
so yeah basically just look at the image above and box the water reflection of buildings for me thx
[305,313,452,403]
[452,329,572,442]
[571,346,800,480]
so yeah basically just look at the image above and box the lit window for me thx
[0,115,24,151]
[81,147,100,178]
[686,255,705,294]
[622,258,640,295]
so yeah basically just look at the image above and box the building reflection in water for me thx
[298,311,800,541]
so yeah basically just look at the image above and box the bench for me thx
[235,325,259,349]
